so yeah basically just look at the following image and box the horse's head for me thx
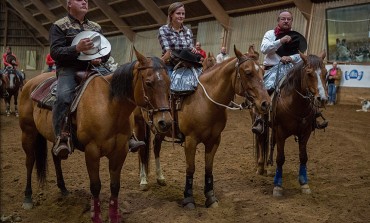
[202,52,216,71]
[234,45,270,114]
[133,47,172,133]
[300,51,328,107]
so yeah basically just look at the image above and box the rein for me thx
[195,57,255,110]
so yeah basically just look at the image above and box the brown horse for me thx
[202,51,216,71]
[18,48,172,222]
[134,45,270,208]
[252,52,327,197]
[2,67,22,116]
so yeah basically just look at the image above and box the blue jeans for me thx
[52,67,78,136]
[328,83,337,104]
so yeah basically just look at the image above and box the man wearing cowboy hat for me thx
[50,0,144,159]
[258,9,328,132]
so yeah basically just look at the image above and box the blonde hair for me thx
[167,2,184,24]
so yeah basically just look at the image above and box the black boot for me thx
[251,117,264,134]
[128,138,146,153]
[315,111,328,130]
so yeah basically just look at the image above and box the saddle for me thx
[30,70,99,110]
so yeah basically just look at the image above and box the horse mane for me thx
[110,61,136,99]
[110,57,165,100]
[282,54,322,92]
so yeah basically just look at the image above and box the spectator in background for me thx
[216,46,230,63]
[2,46,24,86]
[326,61,342,105]
[45,53,55,72]
[195,42,206,62]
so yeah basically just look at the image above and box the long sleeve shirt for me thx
[158,24,194,56]
[260,30,301,66]
[49,14,108,70]
[2,53,18,68]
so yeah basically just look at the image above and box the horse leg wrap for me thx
[205,190,218,208]
[109,197,122,223]
[274,166,283,187]
[298,164,308,185]
[204,174,214,195]
[184,175,194,198]
[90,197,102,223]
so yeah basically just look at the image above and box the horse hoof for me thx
[207,201,219,208]
[183,202,196,209]
[157,178,166,186]
[205,191,219,208]
[301,184,311,194]
[273,186,283,197]
[182,196,195,209]
[140,184,149,191]
[256,167,265,175]
[22,202,33,210]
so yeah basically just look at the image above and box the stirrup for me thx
[52,136,72,158]
[316,120,328,129]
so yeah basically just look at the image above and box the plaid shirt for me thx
[158,24,194,56]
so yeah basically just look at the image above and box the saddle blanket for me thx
[170,66,202,95]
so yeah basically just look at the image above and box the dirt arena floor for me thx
[1,89,370,222]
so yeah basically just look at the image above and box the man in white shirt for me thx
[216,46,230,63]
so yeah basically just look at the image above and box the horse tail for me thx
[35,133,48,185]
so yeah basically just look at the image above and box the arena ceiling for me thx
[1,0,333,47]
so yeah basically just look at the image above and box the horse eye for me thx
[145,80,153,88]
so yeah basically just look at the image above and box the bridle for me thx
[136,64,171,126]
[235,57,260,106]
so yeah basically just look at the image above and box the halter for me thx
[235,57,259,106]
[136,64,171,127]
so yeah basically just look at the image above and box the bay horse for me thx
[2,67,22,116]
[252,51,328,197]
[134,45,270,208]
[18,48,172,223]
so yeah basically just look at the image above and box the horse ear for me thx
[299,51,308,64]
[234,45,243,59]
[208,52,211,57]
[319,50,326,60]
[248,45,255,55]
[133,46,148,65]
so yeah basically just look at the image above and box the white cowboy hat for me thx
[71,31,111,61]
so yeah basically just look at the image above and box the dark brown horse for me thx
[252,52,327,197]
[2,67,22,116]
[18,48,172,222]
[134,45,270,208]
